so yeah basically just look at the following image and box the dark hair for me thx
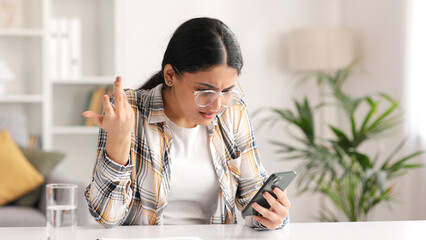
[140,17,243,90]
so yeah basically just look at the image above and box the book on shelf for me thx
[28,135,42,149]
[50,17,81,79]
[83,86,113,126]
[68,18,82,78]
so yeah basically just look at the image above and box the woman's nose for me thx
[211,94,222,109]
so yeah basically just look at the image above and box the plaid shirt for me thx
[85,84,283,229]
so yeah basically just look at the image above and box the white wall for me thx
[114,0,425,222]
[116,0,342,223]
[341,0,426,221]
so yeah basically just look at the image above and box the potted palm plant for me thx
[260,61,423,221]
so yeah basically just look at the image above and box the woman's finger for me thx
[273,188,291,208]
[81,111,104,127]
[262,191,286,215]
[251,215,279,230]
[102,94,113,114]
[114,76,123,108]
[251,202,280,223]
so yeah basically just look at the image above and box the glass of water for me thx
[46,184,77,240]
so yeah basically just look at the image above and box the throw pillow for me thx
[12,147,65,207]
[0,129,44,206]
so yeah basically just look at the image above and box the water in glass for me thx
[46,205,76,240]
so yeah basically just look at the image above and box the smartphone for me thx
[241,171,296,217]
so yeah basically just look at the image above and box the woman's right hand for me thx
[82,76,135,165]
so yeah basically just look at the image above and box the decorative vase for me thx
[0,0,15,28]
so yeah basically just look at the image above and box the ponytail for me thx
[139,71,164,90]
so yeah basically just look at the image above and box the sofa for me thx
[0,111,92,227]
[0,170,90,227]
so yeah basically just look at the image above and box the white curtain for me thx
[406,0,426,138]
[405,0,426,219]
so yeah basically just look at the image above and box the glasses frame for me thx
[172,66,244,108]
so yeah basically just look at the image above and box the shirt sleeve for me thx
[84,92,136,228]
[230,101,288,230]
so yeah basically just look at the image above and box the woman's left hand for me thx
[251,188,291,230]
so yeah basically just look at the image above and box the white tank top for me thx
[163,117,220,225]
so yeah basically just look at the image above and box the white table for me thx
[0,221,425,240]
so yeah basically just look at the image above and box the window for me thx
[406,0,426,142]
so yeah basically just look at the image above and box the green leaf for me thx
[359,97,378,134]
[335,58,360,90]
[254,59,424,222]
[329,125,352,150]
[402,164,423,168]
[367,97,399,132]
[385,151,424,172]
[381,138,409,169]
[353,152,373,170]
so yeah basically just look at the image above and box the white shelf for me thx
[52,126,100,135]
[0,0,116,183]
[52,76,115,85]
[0,95,43,103]
[0,29,44,37]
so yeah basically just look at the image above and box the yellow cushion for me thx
[0,129,44,206]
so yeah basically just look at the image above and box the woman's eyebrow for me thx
[196,82,236,90]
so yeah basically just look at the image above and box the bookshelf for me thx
[47,0,116,182]
[0,95,43,103]
[0,0,117,183]
[52,126,100,135]
[0,29,44,36]
[52,76,115,85]
[0,0,45,140]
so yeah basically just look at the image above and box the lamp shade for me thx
[0,59,14,81]
[287,28,354,72]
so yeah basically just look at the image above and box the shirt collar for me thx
[147,84,168,124]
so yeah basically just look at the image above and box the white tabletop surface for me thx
[0,220,425,240]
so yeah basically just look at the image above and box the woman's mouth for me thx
[199,111,216,120]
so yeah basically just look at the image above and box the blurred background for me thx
[0,0,425,226]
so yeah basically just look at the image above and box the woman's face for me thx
[164,64,239,128]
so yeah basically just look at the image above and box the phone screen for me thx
[241,171,296,217]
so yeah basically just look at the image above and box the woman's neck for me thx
[162,87,197,128]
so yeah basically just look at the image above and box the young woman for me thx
[82,17,290,230]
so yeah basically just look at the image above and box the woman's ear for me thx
[163,64,175,86]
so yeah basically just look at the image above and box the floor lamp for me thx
[286,27,355,217]
[287,27,354,72]
[286,27,355,133]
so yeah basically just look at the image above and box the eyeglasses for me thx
[173,67,244,108]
